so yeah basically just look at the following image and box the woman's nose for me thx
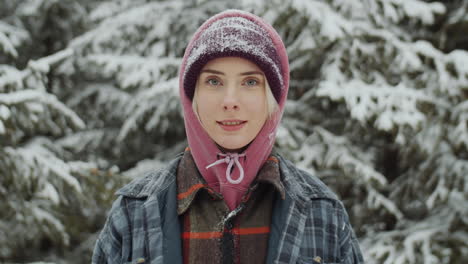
[222,87,239,111]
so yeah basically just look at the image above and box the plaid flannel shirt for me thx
[92,152,364,264]
[177,150,285,264]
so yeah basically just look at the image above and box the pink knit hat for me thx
[179,9,289,210]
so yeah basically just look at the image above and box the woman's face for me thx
[194,57,268,152]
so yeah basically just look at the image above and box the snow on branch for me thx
[0,49,83,141]
[290,0,352,41]
[5,140,82,193]
[121,142,188,180]
[290,125,406,218]
[316,27,462,133]
[118,78,179,141]
[451,100,468,150]
[31,207,69,245]
[67,83,131,129]
[294,126,388,187]
[426,154,468,209]
[0,89,85,131]
[0,65,27,92]
[0,21,30,58]
[362,207,460,264]
[0,138,104,256]
[353,26,467,97]
[70,1,184,54]
[88,0,148,23]
[27,49,73,74]
[82,54,180,90]
[445,49,468,94]
[55,128,118,155]
[369,0,445,26]
[1,49,73,93]
[318,79,437,131]
[368,186,404,220]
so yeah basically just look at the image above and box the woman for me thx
[92,10,364,264]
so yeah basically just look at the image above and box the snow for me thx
[84,54,180,90]
[0,31,18,57]
[368,188,404,220]
[0,120,4,134]
[15,142,83,193]
[0,21,30,58]
[27,49,73,74]
[448,49,468,82]
[363,219,447,264]
[374,0,446,25]
[67,160,101,175]
[0,104,10,119]
[0,65,25,91]
[17,0,50,16]
[25,101,45,113]
[317,79,434,131]
[24,262,56,264]
[0,90,85,130]
[2,0,467,263]
[184,15,284,91]
[71,1,183,54]
[403,229,439,263]
[382,1,399,22]
[294,126,388,187]
[290,0,351,41]
[276,124,299,149]
[401,0,445,24]
[31,207,68,244]
[27,59,50,74]
[453,118,468,150]
[36,182,60,205]
[89,0,147,22]
[118,78,179,141]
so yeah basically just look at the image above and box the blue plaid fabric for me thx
[92,153,364,264]
[267,156,363,264]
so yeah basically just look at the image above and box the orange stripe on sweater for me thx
[182,227,270,239]
[267,156,279,163]
[182,231,223,239]
[233,226,270,235]
[177,183,205,200]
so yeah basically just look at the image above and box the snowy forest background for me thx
[0,0,467,263]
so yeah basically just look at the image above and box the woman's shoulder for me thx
[275,153,341,205]
[115,154,183,199]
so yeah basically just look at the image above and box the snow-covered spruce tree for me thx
[63,0,246,177]
[62,0,466,263]
[241,0,467,263]
[1,1,125,263]
[3,0,466,263]
[1,1,246,262]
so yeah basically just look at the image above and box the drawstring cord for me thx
[206,153,246,184]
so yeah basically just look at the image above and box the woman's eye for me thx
[207,78,221,86]
[245,79,258,86]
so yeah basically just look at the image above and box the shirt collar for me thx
[176,149,215,215]
[177,149,285,215]
[255,156,286,200]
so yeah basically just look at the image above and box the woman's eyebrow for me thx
[240,71,264,76]
[201,69,225,75]
[200,69,264,76]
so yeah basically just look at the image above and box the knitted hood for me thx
[179,9,289,210]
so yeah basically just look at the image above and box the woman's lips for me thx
[217,120,247,131]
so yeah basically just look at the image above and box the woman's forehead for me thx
[200,57,265,76]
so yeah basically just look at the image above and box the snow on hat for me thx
[182,12,284,103]
[179,9,289,210]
